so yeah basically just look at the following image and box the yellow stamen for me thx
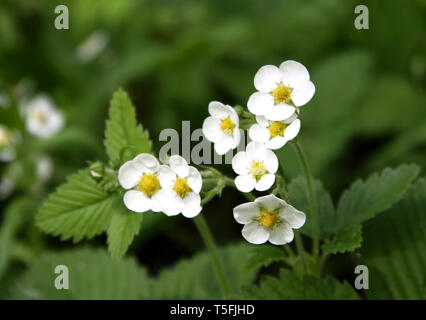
[272,82,293,104]
[256,209,280,228]
[138,173,160,197]
[250,161,267,181]
[268,121,286,138]
[33,110,47,124]
[173,177,191,198]
[0,129,11,147]
[220,117,235,135]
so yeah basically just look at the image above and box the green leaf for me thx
[243,269,359,300]
[104,89,152,163]
[361,178,426,299]
[335,164,420,233]
[244,245,286,274]
[146,243,257,299]
[107,199,143,260]
[35,170,116,242]
[322,225,363,255]
[10,248,148,299]
[287,176,336,239]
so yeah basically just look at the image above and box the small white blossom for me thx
[157,155,202,218]
[76,30,109,63]
[233,195,306,245]
[247,60,315,121]
[25,95,64,138]
[118,153,170,213]
[202,101,240,155]
[249,114,300,150]
[0,125,20,162]
[36,155,54,181]
[232,141,278,192]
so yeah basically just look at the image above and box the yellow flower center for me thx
[173,177,191,198]
[250,161,267,181]
[138,173,160,197]
[220,117,235,135]
[256,209,280,228]
[272,82,293,105]
[33,110,47,124]
[268,121,286,138]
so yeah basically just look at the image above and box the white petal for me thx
[202,116,223,143]
[242,221,269,244]
[233,202,260,224]
[181,192,202,218]
[187,166,202,193]
[234,174,256,193]
[249,124,270,143]
[279,205,306,229]
[279,60,310,87]
[291,80,315,107]
[208,101,229,118]
[254,194,285,211]
[255,173,275,191]
[158,189,181,216]
[284,119,301,141]
[214,135,235,155]
[150,192,163,212]
[254,65,283,93]
[233,128,241,146]
[247,92,274,116]
[158,165,176,190]
[268,222,294,245]
[255,115,270,127]
[246,141,267,157]
[232,151,250,175]
[133,153,160,173]
[169,155,190,177]
[265,136,287,150]
[123,190,152,213]
[264,149,279,174]
[118,160,141,189]
[284,113,298,124]
[225,104,239,124]
[264,103,295,121]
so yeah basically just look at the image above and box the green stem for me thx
[294,231,307,274]
[193,215,230,298]
[291,140,320,260]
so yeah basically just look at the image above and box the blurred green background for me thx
[0,0,425,299]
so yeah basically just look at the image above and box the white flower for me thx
[157,155,202,218]
[232,141,278,192]
[76,30,109,63]
[233,195,306,245]
[247,60,315,121]
[249,114,300,150]
[25,95,64,138]
[0,125,20,162]
[202,101,241,155]
[36,155,54,181]
[118,153,170,213]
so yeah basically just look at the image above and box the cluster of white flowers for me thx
[201,60,315,245]
[118,154,202,218]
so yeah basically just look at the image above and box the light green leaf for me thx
[322,225,363,255]
[243,269,359,300]
[10,248,148,299]
[361,178,426,299]
[146,242,257,299]
[35,170,116,242]
[287,176,335,239]
[335,164,420,233]
[104,89,152,163]
[244,245,286,274]
[107,199,143,260]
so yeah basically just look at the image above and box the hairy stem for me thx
[193,215,230,298]
[291,140,320,261]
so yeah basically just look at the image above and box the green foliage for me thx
[10,248,148,300]
[146,243,257,299]
[35,170,116,243]
[335,164,420,233]
[322,225,362,255]
[244,245,286,274]
[107,199,143,260]
[104,89,152,163]
[243,269,359,300]
[361,178,426,299]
